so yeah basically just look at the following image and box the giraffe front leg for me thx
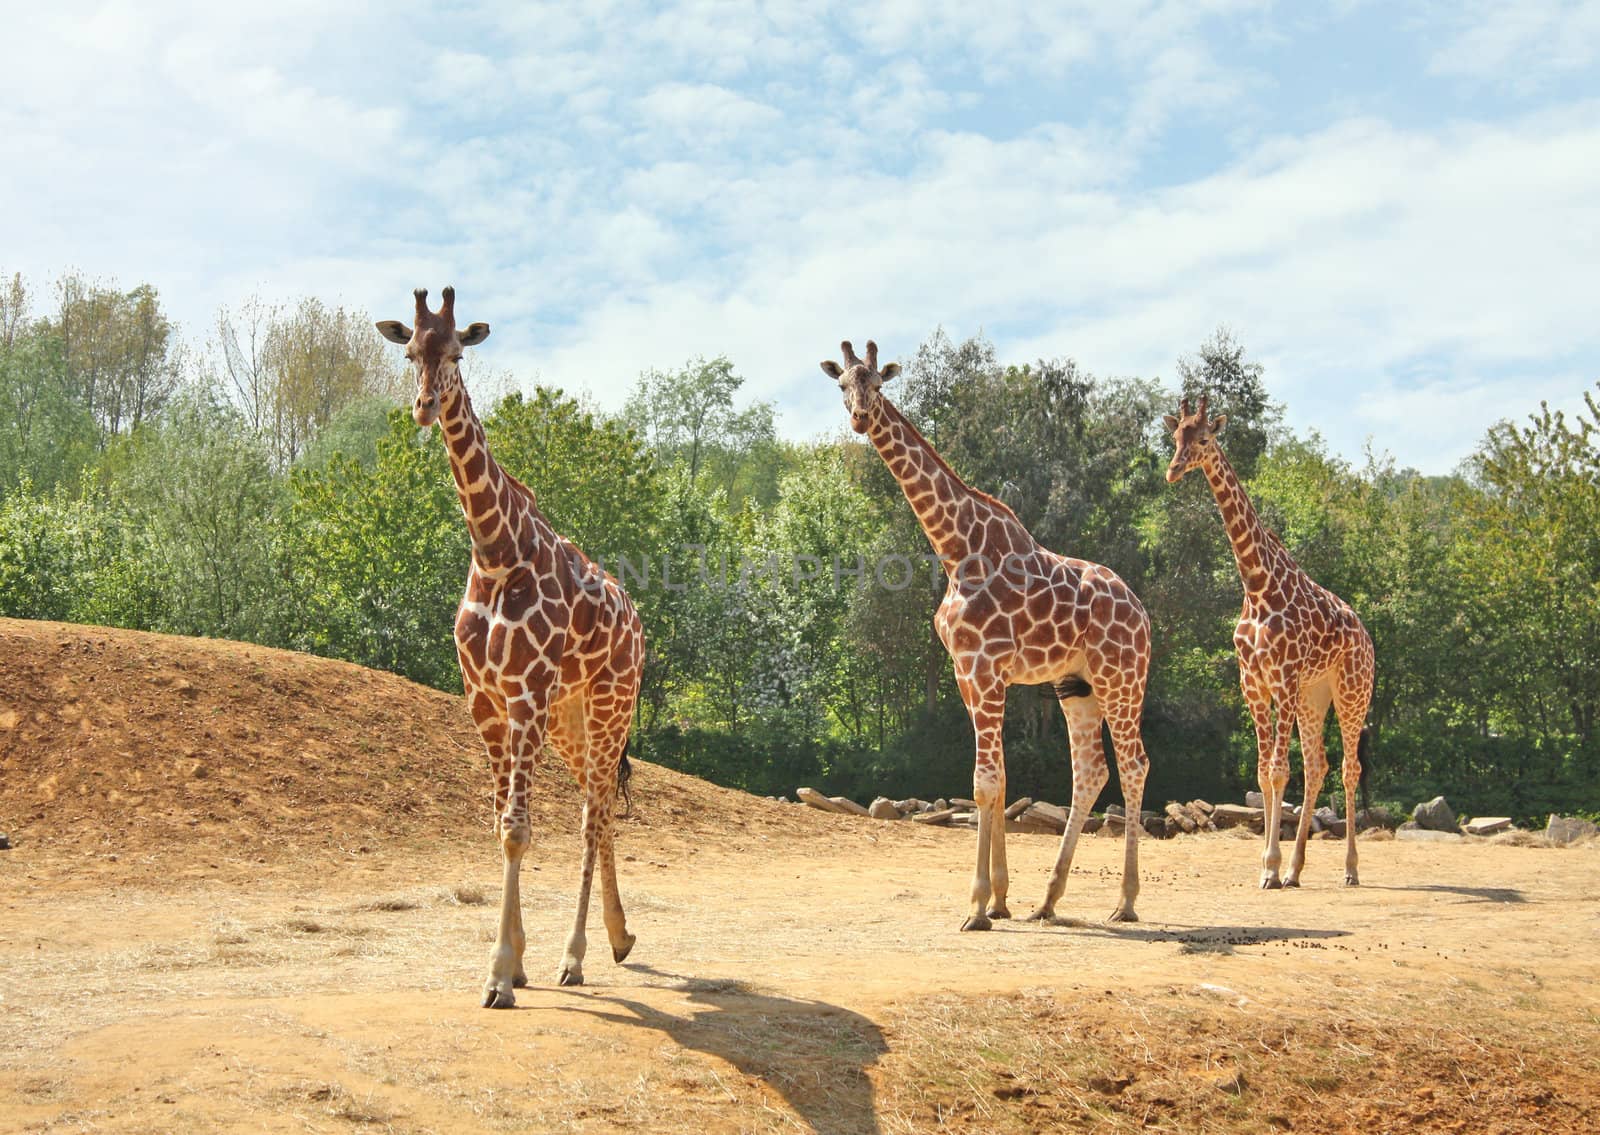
[1030,694,1108,923]
[987,769,1011,920]
[1284,687,1331,888]
[959,681,1007,932]
[483,706,544,1009]
[1258,694,1295,890]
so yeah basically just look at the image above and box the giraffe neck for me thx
[1199,446,1284,595]
[437,384,537,569]
[867,396,994,567]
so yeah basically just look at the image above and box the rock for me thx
[1164,802,1198,834]
[1189,799,1215,816]
[829,796,871,817]
[1023,801,1068,832]
[893,798,927,813]
[1245,790,1265,809]
[932,799,948,812]
[1464,816,1512,837]
[1546,815,1599,846]
[868,797,901,820]
[1397,828,1464,843]
[950,810,978,826]
[1413,796,1456,832]
[1143,815,1169,839]
[1319,817,1347,838]
[950,797,977,809]
[1357,806,1395,831]
[1210,804,1264,830]
[1003,797,1034,819]
[912,808,958,825]
[1358,827,1395,842]
[1083,815,1104,834]
[796,787,846,814]
[0,832,10,850]
[1105,803,1125,818]
[1397,821,1420,831]
[776,795,790,804]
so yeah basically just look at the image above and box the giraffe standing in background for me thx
[377,287,643,1007]
[1164,395,1374,888]
[821,340,1154,929]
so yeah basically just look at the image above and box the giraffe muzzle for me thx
[414,394,441,428]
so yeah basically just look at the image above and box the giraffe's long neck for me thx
[438,384,536,569]
[867,396,992,567]
[1199,446,1284,595]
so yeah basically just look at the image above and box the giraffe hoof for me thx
[1024,908,1054,923]
[960,914,992,932]
[1282,878,1301,889]
[482,984,516,1010]
[557,965,585,987]
[1260,876,1283,890]
[512,973,528,988]
[612,933,637,964]
[1344,873,1360,887]
[987,904,1012,920]
[1106,906,1138,924]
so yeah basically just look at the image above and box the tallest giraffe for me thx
[1165,395,1374,888]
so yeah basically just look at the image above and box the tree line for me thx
[2,268,1596,824]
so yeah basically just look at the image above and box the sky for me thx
[2,1,1597,473]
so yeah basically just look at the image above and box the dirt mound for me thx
[0,618,820,865]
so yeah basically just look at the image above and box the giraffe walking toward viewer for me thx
[1164,395,1374,888]
[377,287,642,1007]
[821,340,1154,929]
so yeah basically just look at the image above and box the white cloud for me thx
[1428,0,1600,89]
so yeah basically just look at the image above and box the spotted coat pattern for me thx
[1165,396,1375,888]
[822,340,1153,928]
[377,288,642,1007]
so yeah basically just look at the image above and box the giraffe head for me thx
[819,339,901,434]
[375,286,491,427]
[1162,394,1228,483]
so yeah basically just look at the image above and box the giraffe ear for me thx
[1162,414,1179,431]
[820,360,844,379]
[879,362,901,381]
[1209,414,1228,434]
[458,322,490,347]
[375,320,412,345]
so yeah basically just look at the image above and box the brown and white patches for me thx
[1164,395,1376,890]
[822,337,1154,931]
[378,286,643,1007]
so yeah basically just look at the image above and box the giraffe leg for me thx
[957,677,1007,932]
[598,791,636,964]
[987,766,1011,920]
[1284,683,1331,888]
[483,705,544,1009]
[1104,704,1149,923]
[1029,694,1108,923]
[1258,690,1296,890]
[558,789,601,987]
[1336,641,1373,886]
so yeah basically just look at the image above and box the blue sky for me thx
[3,1,1597,472]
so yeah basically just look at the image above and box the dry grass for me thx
[872,988,1600,1134]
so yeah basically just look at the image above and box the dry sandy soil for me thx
[2,617,1599,1134]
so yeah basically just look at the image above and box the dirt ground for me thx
[3,619,1600,1133]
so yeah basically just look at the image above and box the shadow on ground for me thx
[555,965,887,1135]
[1363,883,1528,903]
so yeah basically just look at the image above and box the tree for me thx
[0,274,97,493]
[51,272,180,440]
[622,355,779,503]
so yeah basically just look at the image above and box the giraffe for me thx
[821,340,1154,929]
[376,287,643,1007]
[1164,394,1375,888]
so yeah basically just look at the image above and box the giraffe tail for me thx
[616,738,634,818]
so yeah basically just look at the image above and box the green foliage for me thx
[2,276,1596,820]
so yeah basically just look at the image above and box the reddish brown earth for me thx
[2,617,1598,1133]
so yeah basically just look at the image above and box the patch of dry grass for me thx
[872,988,1600,1134]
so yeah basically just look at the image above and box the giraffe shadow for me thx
[551,964,886,1135]
[1031,921,1351,955]
[1361,883,1528,904]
